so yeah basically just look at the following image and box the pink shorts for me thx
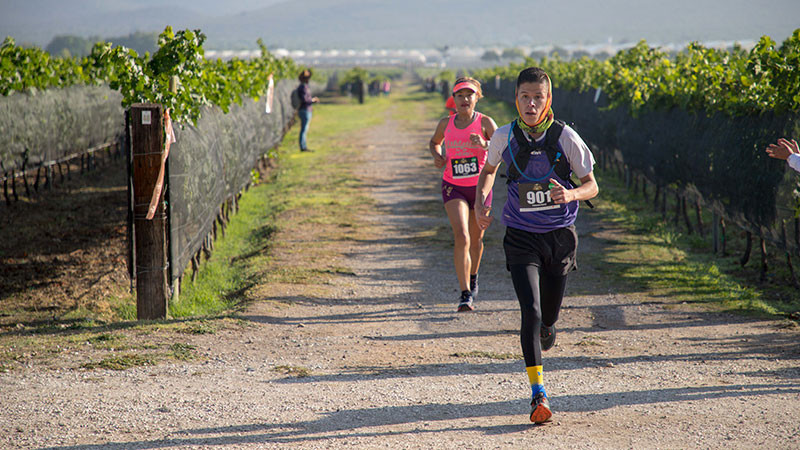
[441,179,492,209]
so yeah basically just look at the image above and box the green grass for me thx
[168,343,197,361]
[81,354,156,371]
[391,87,446,123]
[0,308,253,371]
[587,166,800,320]
[475,95,518,127]
[170,88,395,317]
[176,319,218,335]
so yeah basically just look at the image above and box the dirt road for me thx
[2,90,799,449]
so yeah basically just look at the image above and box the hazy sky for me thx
[1,0,798,49]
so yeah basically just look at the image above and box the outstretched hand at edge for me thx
[766,138,799,161]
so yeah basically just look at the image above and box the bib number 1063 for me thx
[450,156,479,179]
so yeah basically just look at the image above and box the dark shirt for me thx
[298,83,313,112]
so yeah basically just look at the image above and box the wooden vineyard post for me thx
[166,76,179,304]
[130,104,169,320]
[712,212,719,254]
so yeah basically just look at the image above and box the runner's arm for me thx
[429,118,448,168]
[549,172,599,204]
[475,162,500,230]
[469,116,498,148]
[482,115,498,142]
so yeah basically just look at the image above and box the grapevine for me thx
[1,27,297,125]
[473,29,800,117]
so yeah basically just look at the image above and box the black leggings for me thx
[509,264,567,367]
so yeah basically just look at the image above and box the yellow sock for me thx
[526,365,543,386]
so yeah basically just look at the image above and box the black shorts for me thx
[503,225,578,276]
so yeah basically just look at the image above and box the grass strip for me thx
[170,89,395,316]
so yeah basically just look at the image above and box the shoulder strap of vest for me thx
[546,121,595,208]
[507,120,569,182]
[543,120,570,182]
[506,121,532,182]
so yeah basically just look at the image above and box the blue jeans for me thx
[298,109,312,150]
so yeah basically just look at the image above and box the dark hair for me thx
[298,69,313,82]
[516,67,550,88]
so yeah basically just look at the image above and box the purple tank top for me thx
[500,125,579,233]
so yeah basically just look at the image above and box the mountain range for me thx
[1,0,798,50]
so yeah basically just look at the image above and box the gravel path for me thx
[2,95,799,450]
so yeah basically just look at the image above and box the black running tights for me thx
[509,264,567,367]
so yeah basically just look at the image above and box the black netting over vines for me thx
[482,77,800,253]
[0,85,123,170]
[167,79,297,282]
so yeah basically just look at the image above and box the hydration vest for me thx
[506,119,570,183]
[506,119,594,208]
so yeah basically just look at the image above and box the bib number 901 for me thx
[519,182,560,212]
[527,190,551,205]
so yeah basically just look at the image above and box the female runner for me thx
[429,77,498,311]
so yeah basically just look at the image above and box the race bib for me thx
[519,182,560,212]
[450,156,479,179]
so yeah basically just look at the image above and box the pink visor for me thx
[452,81,477,94]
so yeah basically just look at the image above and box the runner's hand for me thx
[433,153,446,168]
[469,133,487,149]
[475,203,493,230]
[549,178,574,204]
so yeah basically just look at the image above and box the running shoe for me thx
[540,324,556,351]
[469,275,479,298]
[530,392,552,424]
[457,290,474,312]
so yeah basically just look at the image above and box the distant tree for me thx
[45,31,158,58]
[45,35,93,57]
[438,70,455,84]
[572,49,591,60]
[501,48,526,60]
[108,32,158,56]
[339,66,369,86]
[549,46,569,60]
[594,50,612,61]
[481,50,500,61]
[529,50,547,61]
[728,43,749,57]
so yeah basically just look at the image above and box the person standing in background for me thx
[297,69,319,152]
[356,78,365,104]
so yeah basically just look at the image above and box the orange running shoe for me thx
[530,392,552,424]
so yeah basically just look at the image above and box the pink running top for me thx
[442,112,487,186]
